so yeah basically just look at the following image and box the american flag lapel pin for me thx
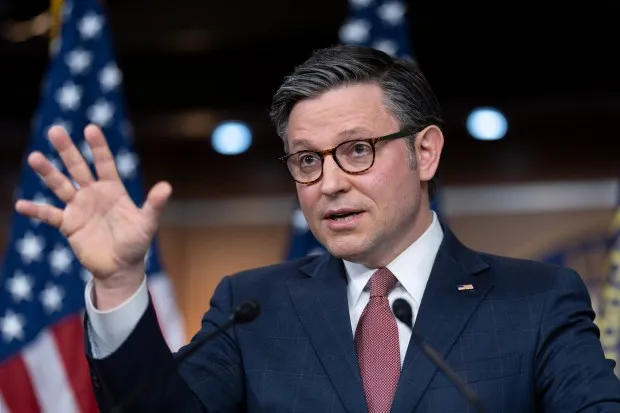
[457,284,475,291]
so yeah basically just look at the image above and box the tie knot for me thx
[369,267,397,297]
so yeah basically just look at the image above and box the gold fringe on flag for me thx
[49,0,64,41]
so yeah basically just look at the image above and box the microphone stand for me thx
[110,300,259,413]
[392,298,485,413]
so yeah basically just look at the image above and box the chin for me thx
[323,237,368,261]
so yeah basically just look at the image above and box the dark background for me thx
[1,0,618,201]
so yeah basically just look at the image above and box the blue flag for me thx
[284,204,327,259]
[0,1,183,411]
[338,0,412,60]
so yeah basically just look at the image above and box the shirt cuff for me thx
[84,275,149,359]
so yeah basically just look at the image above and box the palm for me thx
[61,181,153,277]
[15,125,171,279]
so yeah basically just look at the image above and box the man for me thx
[15,45,620,412]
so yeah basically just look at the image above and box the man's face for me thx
[287,83,440,267]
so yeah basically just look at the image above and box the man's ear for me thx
[415,125,444,182]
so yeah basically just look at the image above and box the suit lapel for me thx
[288,254,367,413]
[391,227,494,412]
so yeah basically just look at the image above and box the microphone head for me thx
[392,298,413,328]
[234,300,260,323]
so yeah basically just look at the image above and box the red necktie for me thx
[355,267,400,413]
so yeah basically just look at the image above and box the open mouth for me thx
[327,211,363,222]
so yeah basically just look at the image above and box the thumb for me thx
[142,181,172,224]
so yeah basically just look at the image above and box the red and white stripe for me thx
[148,273,186,352]
[0,275,185,412]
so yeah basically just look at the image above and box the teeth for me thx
[333,214,357,222]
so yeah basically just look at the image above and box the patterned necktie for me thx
[355,267,400,413]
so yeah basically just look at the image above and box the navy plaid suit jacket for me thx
[86,224,620,412]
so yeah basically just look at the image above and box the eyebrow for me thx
[337,126,374,138]
[287,138,316,153]
[289,127,375,152]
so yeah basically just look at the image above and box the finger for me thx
[15,199,63,228]
[48,125,95,188]
[141,181,172,223]
[84,124,122,181]
[28,151,77,203]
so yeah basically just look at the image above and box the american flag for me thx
[338,0,412,60]
[0,1,185,412]
[285,0,441,259]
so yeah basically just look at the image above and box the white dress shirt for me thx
[344,211,443,367]
[85,212,443,361]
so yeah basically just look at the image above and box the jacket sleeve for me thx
[535,267,620,411]
[85,275,246,413]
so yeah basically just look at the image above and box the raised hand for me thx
[15,124,171,293]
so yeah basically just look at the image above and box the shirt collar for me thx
[343,211,444,310]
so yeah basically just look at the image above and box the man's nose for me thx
[319,155,351,196]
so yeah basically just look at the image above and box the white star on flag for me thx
[87,99,115,126]
[40,284,64,314]
[31,193,51,206]
[81,269,93,284]
[377,2,406,25]
[373,39,398,56]
[339,19,371,43]
[30,193,52,226]
[55,82,83,111]
[99,63,122,92]
[0,310,26,342]
[49,157,64,173]
[116,150,138,179]
[48,245,74,276]
[65,48,93,74]
[80,140,94,163]
[50,119,72,135]
[78,12,103,39]
[7,271,34,302]
[15,232,45,264]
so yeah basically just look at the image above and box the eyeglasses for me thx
[279,129,413,185]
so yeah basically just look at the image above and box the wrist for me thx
[92,264,146,311]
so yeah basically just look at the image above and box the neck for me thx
[360,205,434,268]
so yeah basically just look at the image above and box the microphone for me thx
[110,299,260,413]
[392,299,485,413]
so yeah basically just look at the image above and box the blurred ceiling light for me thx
[466,107,507,141]
[211,121,252,155]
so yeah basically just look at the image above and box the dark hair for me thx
[269,44,443,199]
